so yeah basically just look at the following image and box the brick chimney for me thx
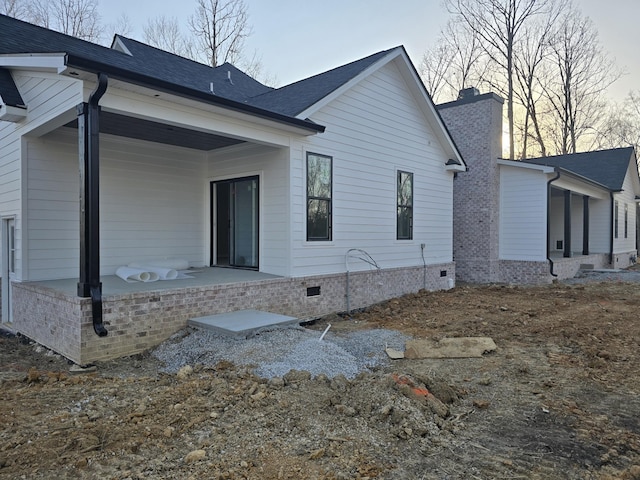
[437,90,504,283]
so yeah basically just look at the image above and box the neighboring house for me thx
[438,88,640,284]
[0,15,465,363]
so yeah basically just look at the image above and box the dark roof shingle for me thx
[524,147,636,191]
[0,14,323,131]
[0,14,396,124]
[112,36,273,102]
[248,48,396,116]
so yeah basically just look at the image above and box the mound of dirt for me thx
[1,279,640,479]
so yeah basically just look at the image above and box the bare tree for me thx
[23,0,102,41]
[445,0,552,159]
[422,19,490,104]
[107,12,134,39]
[188,0,251,67]
[143,16,194,58]
[1,0,28,17]
[592,92,640,156]
[541,7,621,154]
[419,38,453,102]
[512,2,564,158]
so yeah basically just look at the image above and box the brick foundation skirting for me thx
[11,263,455,364]
[498,253,620,285]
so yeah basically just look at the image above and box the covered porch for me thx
[548,251,611,279]
[10,262,453,365]
[6,71,324,364]
[547,185,611,263]
[12,267,328,365]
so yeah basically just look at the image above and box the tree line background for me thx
[2,0,638,160]
[422,0,638,160]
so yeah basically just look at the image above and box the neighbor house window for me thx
[614,200,619,239]
[307,153,332,241]
[397,171,413,240]
[625,203,629,238]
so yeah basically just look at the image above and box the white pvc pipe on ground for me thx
[115,266,160,283]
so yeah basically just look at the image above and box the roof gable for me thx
[247,46,465,169]
[524,147,636,191]
[247,48,395,116]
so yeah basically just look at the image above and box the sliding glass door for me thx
[212,176,259,269]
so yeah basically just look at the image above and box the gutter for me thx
[547,169,561,277]
[64,54,325,135]
[77,72,108,337]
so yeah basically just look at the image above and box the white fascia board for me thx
[445,163,466,172]
[0,102,27,122]
[498,159,556,173]
[553,176,609,199]
[0,53,67,73]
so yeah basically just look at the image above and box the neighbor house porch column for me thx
[564,190,572,258]
[582,195,590,255]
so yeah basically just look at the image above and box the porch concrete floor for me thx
[30,267,283,296]
[548,251,597,258]
[188,309,299,338]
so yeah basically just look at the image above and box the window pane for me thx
[615,201,619,238]
[307,155,331,199]
[307,153,332,241]
[398,171,413,207]
[625,203,629,238]
[307,199,330,240]
[397,171,413,240]
[397,206,412,239]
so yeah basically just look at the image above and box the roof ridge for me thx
[249,46,399,101]
[112,35,219,70]
[526,146,634,162]
[0,13,126,55]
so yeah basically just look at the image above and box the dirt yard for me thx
[1,278,640,479]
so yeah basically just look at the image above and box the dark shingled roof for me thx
[0,67,25,107]
[112,36,273,102]
[248,48,396,116]
[0,14,323,132]
[0,14,399,129]
[524,147,636,191]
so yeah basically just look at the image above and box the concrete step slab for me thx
[188,309,299,338]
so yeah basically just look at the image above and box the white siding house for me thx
[289,60,455,277]
[439,89,640,284]
[0,15,464,363]
[499,164,549,261]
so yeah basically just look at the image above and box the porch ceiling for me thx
[66,110,245,151]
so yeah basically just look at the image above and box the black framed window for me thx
[397,171,413,240]
[614,200,619,239]
[307,153,332,241]
[625,203,629,238]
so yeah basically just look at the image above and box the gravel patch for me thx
[151,267,640,379]
[152,325,409,379]
[561,268,640,284]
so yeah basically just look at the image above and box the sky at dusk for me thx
[99,0,639,101]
